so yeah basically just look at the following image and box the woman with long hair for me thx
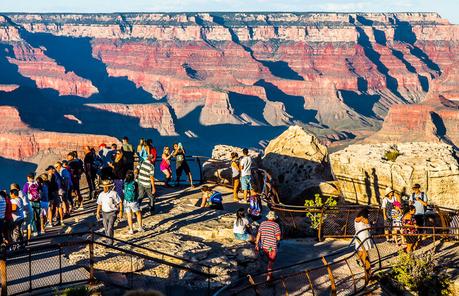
[172,143,193,187]
[233,208,253,241]
[160,146,173,187]
[354,207,373,275]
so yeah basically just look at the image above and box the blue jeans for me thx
[240,175,252,191]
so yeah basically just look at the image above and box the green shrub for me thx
[304,194,337,230]
[390,252,452,296]
[56,285,90,296]
[384,146,401,162]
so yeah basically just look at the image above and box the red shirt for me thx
[5,197,13,221]
[150,147,157,163]
[258,220,281,251]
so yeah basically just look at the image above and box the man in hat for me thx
[409,184,428,229]
[255,211,281,281]
[96,180,122,245]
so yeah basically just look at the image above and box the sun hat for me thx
[266,211,277,220]
[100,179,114,188]
[384,187,394,196]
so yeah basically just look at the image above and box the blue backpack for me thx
[209,192,222,205]
[124,181,137,202]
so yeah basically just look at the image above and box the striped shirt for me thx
[0,196,6,219]
[258,220,281,251]
[137,159,155,187]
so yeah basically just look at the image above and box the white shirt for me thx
[97,190,121,213]
[354,221,374,251]
[381,196,395,209]
[240,156,252,177]
[233,217,249,234]
[11,197,24,221]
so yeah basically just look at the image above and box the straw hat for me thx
[266,211,277,220]
[100,179,114,188]
[384,187,394,196]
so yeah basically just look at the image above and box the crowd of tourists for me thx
[0,137,196,248]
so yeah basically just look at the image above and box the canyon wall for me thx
[0,12,458,166]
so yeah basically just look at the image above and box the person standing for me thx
[409,184,428,230]
[67,152,84,210]
[96,180,122,245]
[10,189,25,245]
[123,171,143,234]
[381,187,397,242]
[230,152,241,202]
[354,207,374,275]
[0,191,7,244]
[255,211,281,281]
[36,175,49,234]
[402,205,418,253]
[160,146,173,187]
[173,143,193,187]
[146,139,158,163]
[110,150,128,200]
[18,178,36,239]
[83,146,97,200]
[137,154,157,215]
[122,137,135,170]
[55,161,73,215]
[239,148,252,203]
[46,165,65,227]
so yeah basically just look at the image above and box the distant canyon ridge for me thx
[0,12,458,169]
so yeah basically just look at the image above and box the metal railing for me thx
[1,231,216,296]
[214,226,459,296]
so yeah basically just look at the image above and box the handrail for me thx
[214,225,459,295]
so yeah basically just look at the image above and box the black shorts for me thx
[414,215,425,227]
[176,162,191,176]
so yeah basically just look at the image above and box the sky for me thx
[0,0,458,24]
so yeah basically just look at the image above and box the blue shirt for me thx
[410,192,428,215]
[0,196,6,219]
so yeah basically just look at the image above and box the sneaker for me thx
[60,221,65,227]
[78,205,84,211]
[32,232,38,237]
[128,229,134,235]
[138,227,145,232]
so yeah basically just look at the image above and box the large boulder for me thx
[202,145,262,184]
[262,126,332,203]
[330,142,459,209]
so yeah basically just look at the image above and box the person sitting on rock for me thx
[248,190,262,221]
[255,211,281,282]
[230,152,241,202]
[96,180,122,245]
[233,208,254,242]
[197,186,223,210]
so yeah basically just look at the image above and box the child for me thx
[10,189,25,246]
[123,170,144,234]
[233,208,253,241]
[198,186,223,210]
[391,201,404,246]
[37,175,49,234]
[402,205,418,253]
[248,190,262,221]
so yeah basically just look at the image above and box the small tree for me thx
[304,194,337,230]
[384,145,401,162]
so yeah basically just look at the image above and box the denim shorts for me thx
[234,233,250,241]
[240,175,252,190]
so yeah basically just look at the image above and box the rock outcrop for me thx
[330,142,459,209]
[202,145,262,184]
[262,126,332,203]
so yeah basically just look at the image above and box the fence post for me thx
[321,256,336,296]
[0,247,6,296]
[89,232,95,284]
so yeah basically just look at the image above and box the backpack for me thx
[209,192,222,204]
[124,181,137,202]
[28,182,41,202]
[249,194,262,217]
